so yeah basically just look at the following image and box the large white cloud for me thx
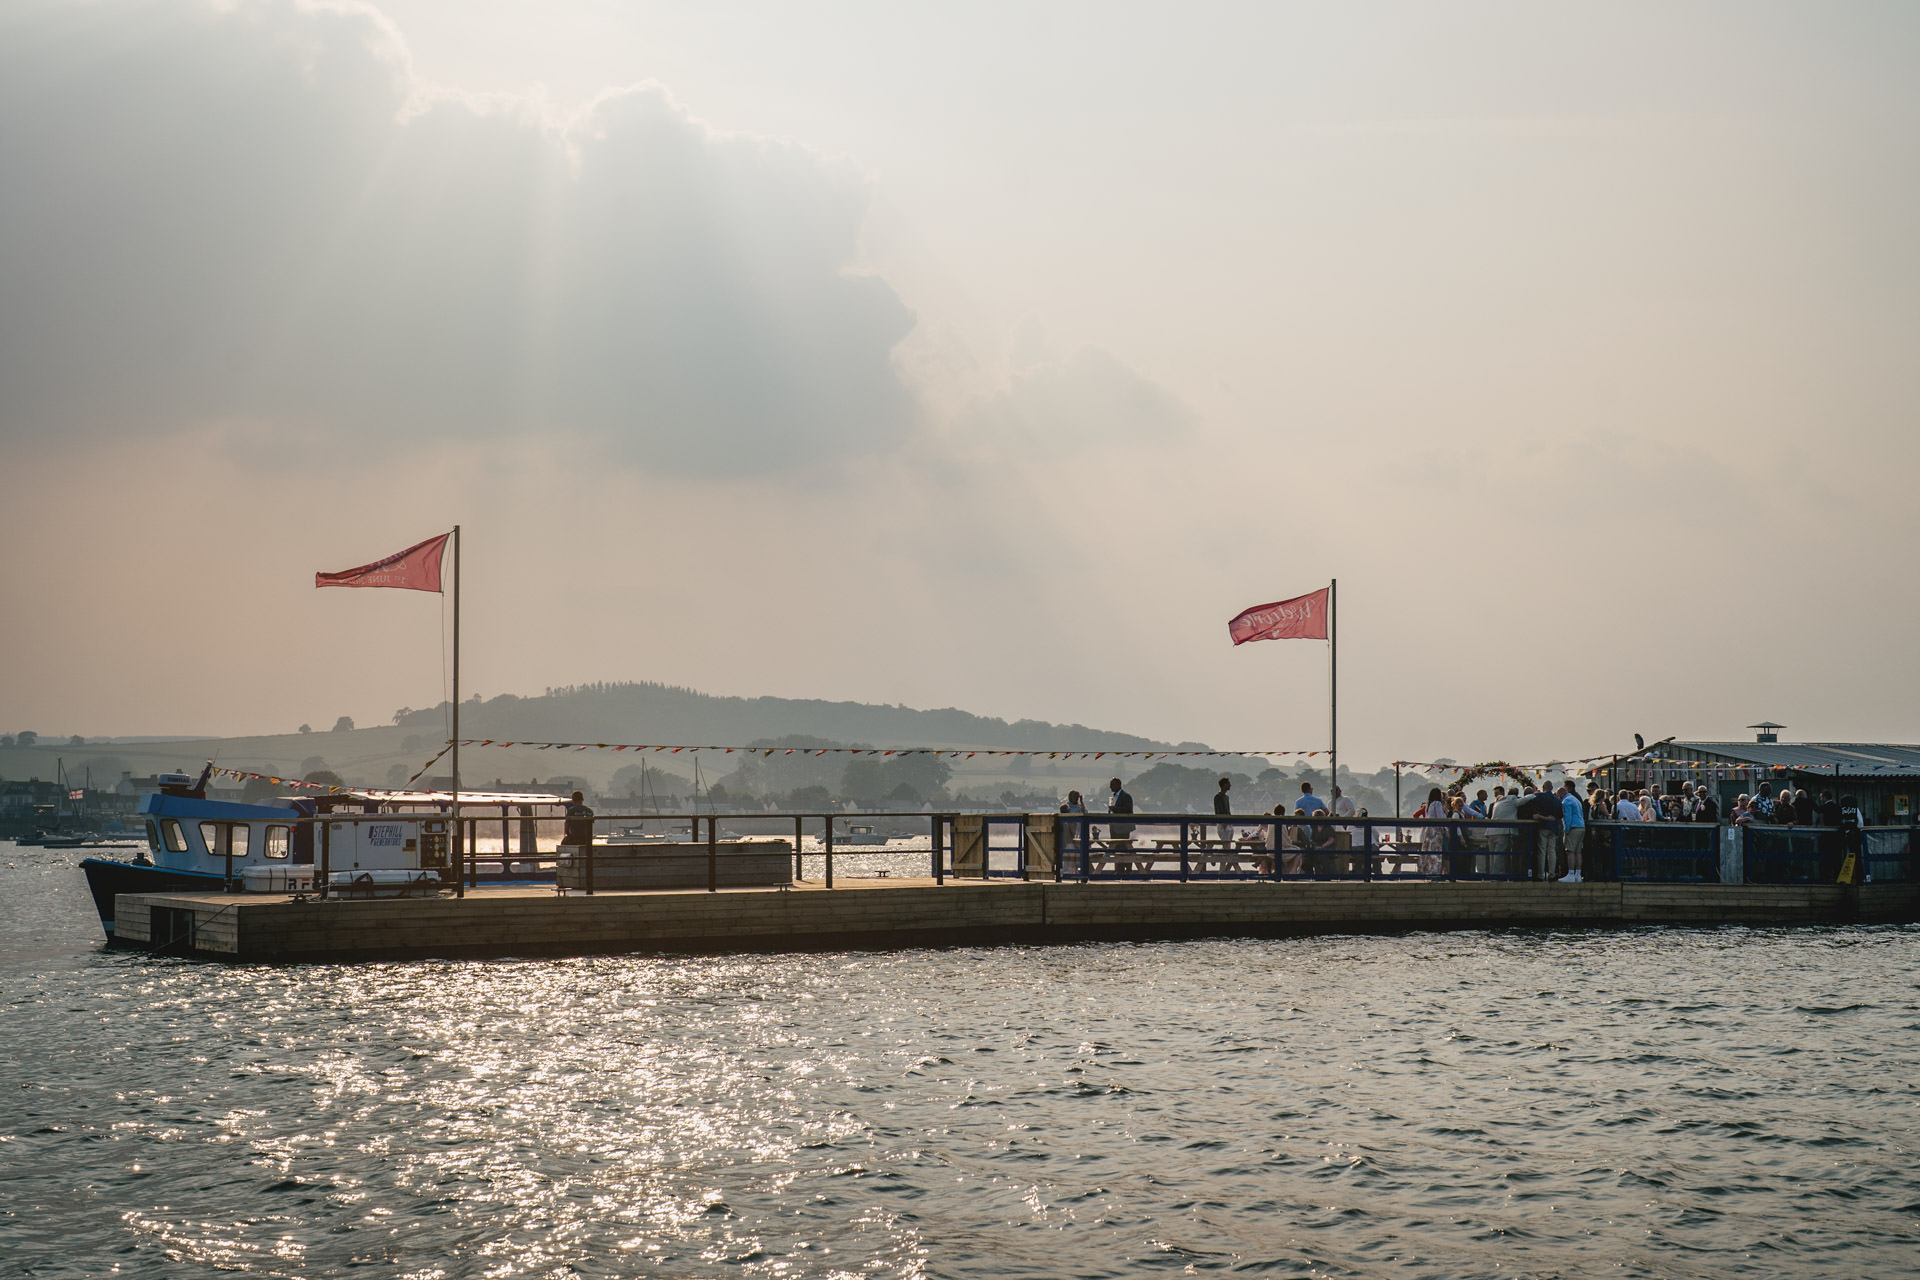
[0,0,915,472]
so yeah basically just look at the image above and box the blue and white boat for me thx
[80,771,566,940]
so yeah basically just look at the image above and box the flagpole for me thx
[451,524,462,898]
[1328,578,1337,809]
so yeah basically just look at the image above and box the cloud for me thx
[0,0,915,474]
[950,345,1193,460]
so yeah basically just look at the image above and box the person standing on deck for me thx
[1518,785,1561,880]
[1214,777,1233,844]
[1295,781,1328,816]
[1106,777,1136,845]
[1558,780,1586,882]
[563,790,596,847]
[1329,785,1359,866]
[1060,790,1087,862]
[1418,787,1449,875]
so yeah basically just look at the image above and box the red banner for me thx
[316,532,450,592]
[1228,587,1329,645]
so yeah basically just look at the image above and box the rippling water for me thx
[3,842,1917,1278]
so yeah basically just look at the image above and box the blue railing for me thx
[1739,824,1917,884]
[998,813,1550,881]
[1864,828,1915,883]
[1589,822,1720,882]
[1741,825,1826,883]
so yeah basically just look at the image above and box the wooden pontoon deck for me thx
[111,877,1920,961]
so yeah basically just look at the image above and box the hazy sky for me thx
[2,0,1916,765]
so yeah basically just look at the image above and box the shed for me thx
[1613,731,1920,824]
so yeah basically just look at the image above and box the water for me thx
[3,842,1917,1277]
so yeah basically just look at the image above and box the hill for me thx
[1,681,1237,801]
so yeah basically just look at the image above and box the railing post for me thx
[708,816,718,892]
[931,814,943,884]
[824,816,834,889]
[1017,814,1029,881]
[318,819,331,899]
[796,815,806,881]
[1179,818,1190,882]
[224,826,234,892]
[1080,815,1090,882]
[1363,818,1373,882]
[584,837,594,896]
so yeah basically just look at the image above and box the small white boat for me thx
[837,823,890,846]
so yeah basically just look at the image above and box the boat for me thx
[837,823,890,846]
[603,825,675,845]
[79,770,568,940]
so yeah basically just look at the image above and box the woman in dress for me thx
[1419,787,1449,876]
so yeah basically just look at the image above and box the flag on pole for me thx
[315,533,450,592]
[1227,587,1330,645]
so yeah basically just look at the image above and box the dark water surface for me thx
[3,844,1917,1278]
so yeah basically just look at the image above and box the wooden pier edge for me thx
[108,880,1920,962]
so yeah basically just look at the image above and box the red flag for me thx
[1228,587,1329,645]
[316,533,449,592]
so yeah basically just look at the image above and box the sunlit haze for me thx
[3,0,1916,764]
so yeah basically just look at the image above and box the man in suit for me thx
[1107,777,1136,845]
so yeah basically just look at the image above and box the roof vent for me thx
[1748,721,1783,744]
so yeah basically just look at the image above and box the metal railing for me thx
[236,809,1920,898]
[975,813,1552,882]
[1588,821,1721,883]
[556,810,954,895]
[1739,823,1917,885]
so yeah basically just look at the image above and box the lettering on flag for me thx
[1227,587,1330,645]
[316,533,450,592]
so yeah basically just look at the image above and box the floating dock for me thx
[110,878,1920,961]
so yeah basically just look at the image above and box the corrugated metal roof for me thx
[354,789,568,805]
[1662,742,1920,777]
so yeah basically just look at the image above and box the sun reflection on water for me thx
[3,925,1918,1277]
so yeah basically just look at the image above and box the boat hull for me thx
[80,858,234,938]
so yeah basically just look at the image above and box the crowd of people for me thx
[1053,772,1868,882]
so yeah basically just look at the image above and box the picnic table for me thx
[1080,838,1273,874]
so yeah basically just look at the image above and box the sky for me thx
[2,0,1917,766]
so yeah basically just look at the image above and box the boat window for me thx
[263,825,291,859]
[199,822,223,857]
[229,824,250,860]
[161,819,188,853]
[144,821,162,853]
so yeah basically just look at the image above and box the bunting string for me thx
[208,764,354,794]
[208,744,455,796]
[450,738,1322,761]
[1393,755,1910,777]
